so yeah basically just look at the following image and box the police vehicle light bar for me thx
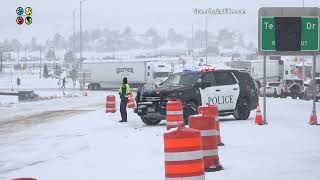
[199,65,215,72]
[183,67,198,72]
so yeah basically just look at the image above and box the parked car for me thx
[259,82,281,97]
[279,79,304,99]
[304,77,320,101]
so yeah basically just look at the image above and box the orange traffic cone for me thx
[255,102,264,125]
[309,113,318,125]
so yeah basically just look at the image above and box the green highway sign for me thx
[301,17,319,51]
[261,17,275,51]
[261,16,319,51]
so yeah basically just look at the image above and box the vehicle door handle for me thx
[216,89,221,92]
[233,88,238,90]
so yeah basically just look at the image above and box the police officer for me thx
[119,77,130,122]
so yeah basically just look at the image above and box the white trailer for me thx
[231,59,281,81]
[79,61,172,90]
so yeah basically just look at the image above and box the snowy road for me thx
[1,96,320,180]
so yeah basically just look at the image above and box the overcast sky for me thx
[0,0,319,44]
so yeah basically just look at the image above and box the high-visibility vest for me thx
[119,84,130,98]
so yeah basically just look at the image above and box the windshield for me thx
[286,80,303,86]
[269,82,280,86]
[153,72,170,78]
[160,72,200,87]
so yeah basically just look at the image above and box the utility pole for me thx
[0,51,2,74]
[205,16,208,65]
[17,48,20,69]
[192,24,195,66]
[24,48,27,71]
[113,44,115,59]
[39,48,42,78]
[80,1,83,70]
[73,9,77,61]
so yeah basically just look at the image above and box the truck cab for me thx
[146,63,172,86]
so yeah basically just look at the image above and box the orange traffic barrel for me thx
[198,105,224,146]
[166,99,184,130]
[189,113,223,172]
[106,95,116,113]
[164,127,205,180]
[127,92,136,109]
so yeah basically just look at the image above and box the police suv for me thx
[135,66,259,125]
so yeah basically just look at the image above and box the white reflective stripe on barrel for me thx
[203,149,218,157]
[165,150,203,161]
[106,108,116,110]
[106,102,116,104]
[167,111,183,115]
[166,121,183,126]
[200,129,218,136]
[166,175,205,180]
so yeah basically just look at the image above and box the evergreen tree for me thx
[43,64,49,78]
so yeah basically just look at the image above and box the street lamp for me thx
[79,0,87,90]
[205,16,208,65]
[80,0,87,70]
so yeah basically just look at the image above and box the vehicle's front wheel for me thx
[183,102,198,125]
[141,116,162,125]
[234,98,250,120]
[291,93,298,99]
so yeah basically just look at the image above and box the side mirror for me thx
[200,82,211,89]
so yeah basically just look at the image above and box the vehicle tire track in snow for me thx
[0,110,94,137]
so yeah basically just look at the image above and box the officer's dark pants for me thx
[120,99,128,121]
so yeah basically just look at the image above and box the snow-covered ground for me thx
[0,71,76,91]
[1,55,319,180]
[0,94,320,180]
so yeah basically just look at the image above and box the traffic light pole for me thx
[0,51,3,74]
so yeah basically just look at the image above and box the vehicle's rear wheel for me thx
[92,84,100,90]
[234,98,250,120]
[183,102,198,125]
[280,90,287,98]
[141,116,162,125]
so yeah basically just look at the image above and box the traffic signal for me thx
[275,17,301,51]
